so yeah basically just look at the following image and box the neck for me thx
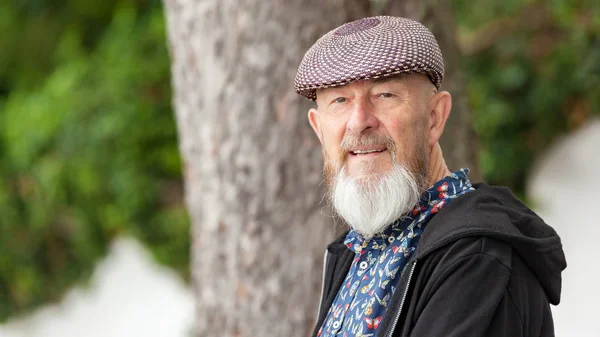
[427,142,451,187]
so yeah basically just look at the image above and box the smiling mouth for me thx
[350,149,386,155]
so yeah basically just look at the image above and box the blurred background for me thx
[0,0,598,336]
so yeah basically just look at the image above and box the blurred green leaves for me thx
[456,0,600,192]
[0,1,189,321]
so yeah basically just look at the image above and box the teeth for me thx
[353,149,383,154]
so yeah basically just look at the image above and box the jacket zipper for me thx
[387,260,417,337]
[315,250,328,324]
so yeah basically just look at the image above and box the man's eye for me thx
[333,97,347,104]
[379,93,393,98]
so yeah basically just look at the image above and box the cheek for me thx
[385,117,421,159]
[321,117,346,148]
[385,117,409,141]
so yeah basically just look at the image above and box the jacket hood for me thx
[416,183,567,305]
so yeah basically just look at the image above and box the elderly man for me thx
[294,16,566,337]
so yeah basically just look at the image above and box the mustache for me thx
[339,133,397,154]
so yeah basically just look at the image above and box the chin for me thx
[348,167,392,182]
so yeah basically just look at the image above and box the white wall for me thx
[0,238,194,337]
[528,119,600,337]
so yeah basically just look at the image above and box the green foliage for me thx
[454,0,600,193]
[0,2,189,321]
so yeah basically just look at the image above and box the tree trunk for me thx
[382,0,481,181]
[162,1,370,336]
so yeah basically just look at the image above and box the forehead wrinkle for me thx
[372,74,408,85]
[316,75,429,109]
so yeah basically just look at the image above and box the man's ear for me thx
[308,108,323,144]
[428,91,452,146]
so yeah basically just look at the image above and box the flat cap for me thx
[294,16,444,100]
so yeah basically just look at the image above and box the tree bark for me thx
[382,0,481,181]
[162,1,370,336]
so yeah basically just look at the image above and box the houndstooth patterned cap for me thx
[294,16,444,101]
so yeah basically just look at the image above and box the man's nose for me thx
[346,98,379,134]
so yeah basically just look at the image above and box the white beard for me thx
[331,163,421,239]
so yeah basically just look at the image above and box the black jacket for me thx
[312,183,567,337]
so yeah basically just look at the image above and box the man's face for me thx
[309,75,433,187]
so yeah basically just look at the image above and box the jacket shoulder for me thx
[422,235,513,275]
[412,236,553,336]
